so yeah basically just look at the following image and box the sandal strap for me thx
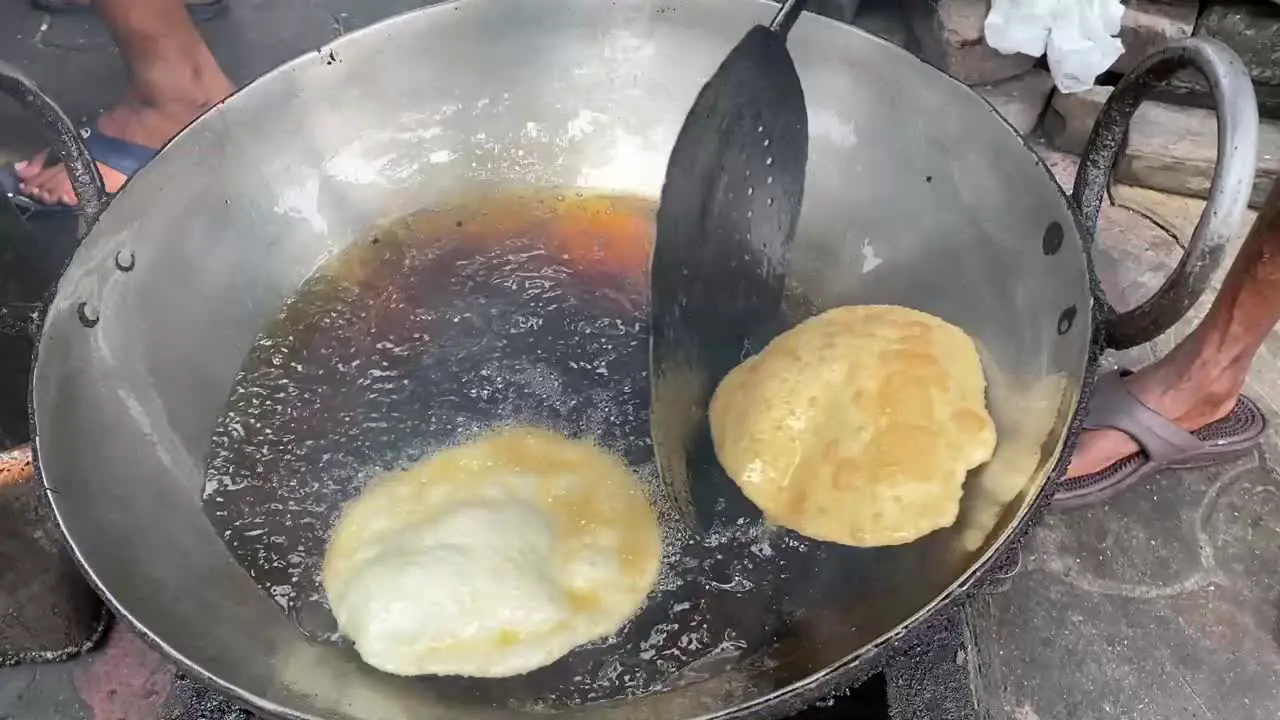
[1083,370,1204,463]
[81,126,158,179]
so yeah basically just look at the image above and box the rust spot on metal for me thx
[0,443,34,487]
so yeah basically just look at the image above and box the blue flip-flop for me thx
[1,123,158,216]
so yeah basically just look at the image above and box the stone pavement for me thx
[3,1,1280,719]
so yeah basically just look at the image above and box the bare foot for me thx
[14,73,232,207]
[1066,354,1243,478]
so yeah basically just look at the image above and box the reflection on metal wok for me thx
[18,0,1257,718]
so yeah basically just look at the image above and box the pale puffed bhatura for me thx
[322,427,662,678]
[709,305,997,547]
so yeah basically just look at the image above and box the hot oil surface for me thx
[203,190,870,708]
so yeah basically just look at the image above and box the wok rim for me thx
[26,1,1100,718]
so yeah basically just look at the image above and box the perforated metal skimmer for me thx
[650,0,810,531]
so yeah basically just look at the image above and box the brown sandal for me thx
[1054,369,1269,509]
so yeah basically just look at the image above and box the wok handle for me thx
[0,61,110,232]
[1071,37,1258,352]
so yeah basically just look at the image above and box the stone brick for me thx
[1043,86,1280,208]
[1149,1,1280,119]
[1112,0,1198,74]
[1043,86,1114,153]
[975,68,1055,136]
[905,0,1037,85]
[1151,78,1280,121]
[1198,1,1280,87]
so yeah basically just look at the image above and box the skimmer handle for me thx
[768,0,809,37]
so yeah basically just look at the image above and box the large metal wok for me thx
[1,0,1259,718]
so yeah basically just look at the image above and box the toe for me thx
[46,174,80,207]
[1065,427,1140,479]
[22,166,78,207]
[97,164,129,195]
[14,145,136,206]
[14,150,49,181]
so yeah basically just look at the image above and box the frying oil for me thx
[203,190,827,708]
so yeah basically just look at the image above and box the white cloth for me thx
[985,0,1126,94]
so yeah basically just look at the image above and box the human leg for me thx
[14,0,233,206]
[1067,179,1280,480]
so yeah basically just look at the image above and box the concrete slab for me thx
[0,662,87,720]
[975,451,1280,720]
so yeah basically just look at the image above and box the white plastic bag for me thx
[985,0,1125,94]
